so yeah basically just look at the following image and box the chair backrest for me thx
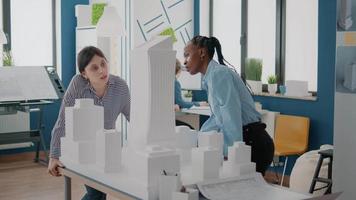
[274,114,310,154]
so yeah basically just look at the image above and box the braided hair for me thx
[190,35,226,66]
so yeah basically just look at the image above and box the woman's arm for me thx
[208,70,243,155]
[48,76,82,176]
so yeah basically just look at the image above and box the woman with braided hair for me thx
[183,35,274,175]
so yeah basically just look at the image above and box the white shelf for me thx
[253,92,317,101]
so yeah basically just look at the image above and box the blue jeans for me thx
[81,185,106,200]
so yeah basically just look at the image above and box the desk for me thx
[59,167,137,200]
[178,107,278,140]
[59,167,211,200]
[0,100,53,163]
[59,166,314,200]
[175,106,210,130]
[181,106,211,116]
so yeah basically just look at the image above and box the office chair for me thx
[274,114,310,186]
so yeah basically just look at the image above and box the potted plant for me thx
[3,49,14,66]
[183,90,193,102]
[245,58,263,94]
[267,75,278,94]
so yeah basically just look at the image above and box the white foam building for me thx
[198,131,224,164]
[175,126,198,164]
[61,99,122,172]
[121,36,180,199]
[191,147,220,182]
[222,141,256,178]
[96,129,122,173]
[60,36,257,200]
[61,99,103,164]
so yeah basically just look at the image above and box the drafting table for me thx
[0,66,64,163]
[59,166,336,200]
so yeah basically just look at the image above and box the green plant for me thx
[159,27,177,43]
[92,3,106,25]
[3,49,13,66]
[184,90,193,98]
[267,75,277,84]
[245,58,262,81]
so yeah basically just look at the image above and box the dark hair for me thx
[175,59,182,75]
[190,35,225,65]
[77,46,106,73]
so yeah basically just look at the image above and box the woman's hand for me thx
[47,158,64,177]
[174,104,180,111]
[199,101,209,107]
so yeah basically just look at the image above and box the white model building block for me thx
[129,36,176,147]
[75,5,91,27]
[159,174,182,200]
[172,188,199,200]
[61,137,95,164]
[222,161,256,177]
[174,126,198,164]
[96,129,122,173]
[65,99,104,142]
[228,141,251,164]
[198,131,224,163]
[123,146,180,189]
[175,126,198,148]
[222,142,256,177]
[343,63,356,91]
[191,147,220,182]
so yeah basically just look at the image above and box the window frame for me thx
[209,0,318,94]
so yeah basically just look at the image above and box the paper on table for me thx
[197,173,310,200]
[189,106,210,110]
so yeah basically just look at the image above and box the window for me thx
[212,0,242,74]
[1,0,56,67]
[248,0,276,83]
[284,0,318,92]
[206,0,318,94]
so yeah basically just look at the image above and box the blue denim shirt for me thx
[201,60,261,155]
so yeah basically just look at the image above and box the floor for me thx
[0,151,288,200]
[0,152,120,200]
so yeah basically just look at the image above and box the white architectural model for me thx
[175,126,198,164]
[222,142,256,177]
[192,147,220,181]
[96,129,122,173]
[198,131,224,164]
[61,36,256,200]
[61,99,103,164]
[129,36,176,146]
